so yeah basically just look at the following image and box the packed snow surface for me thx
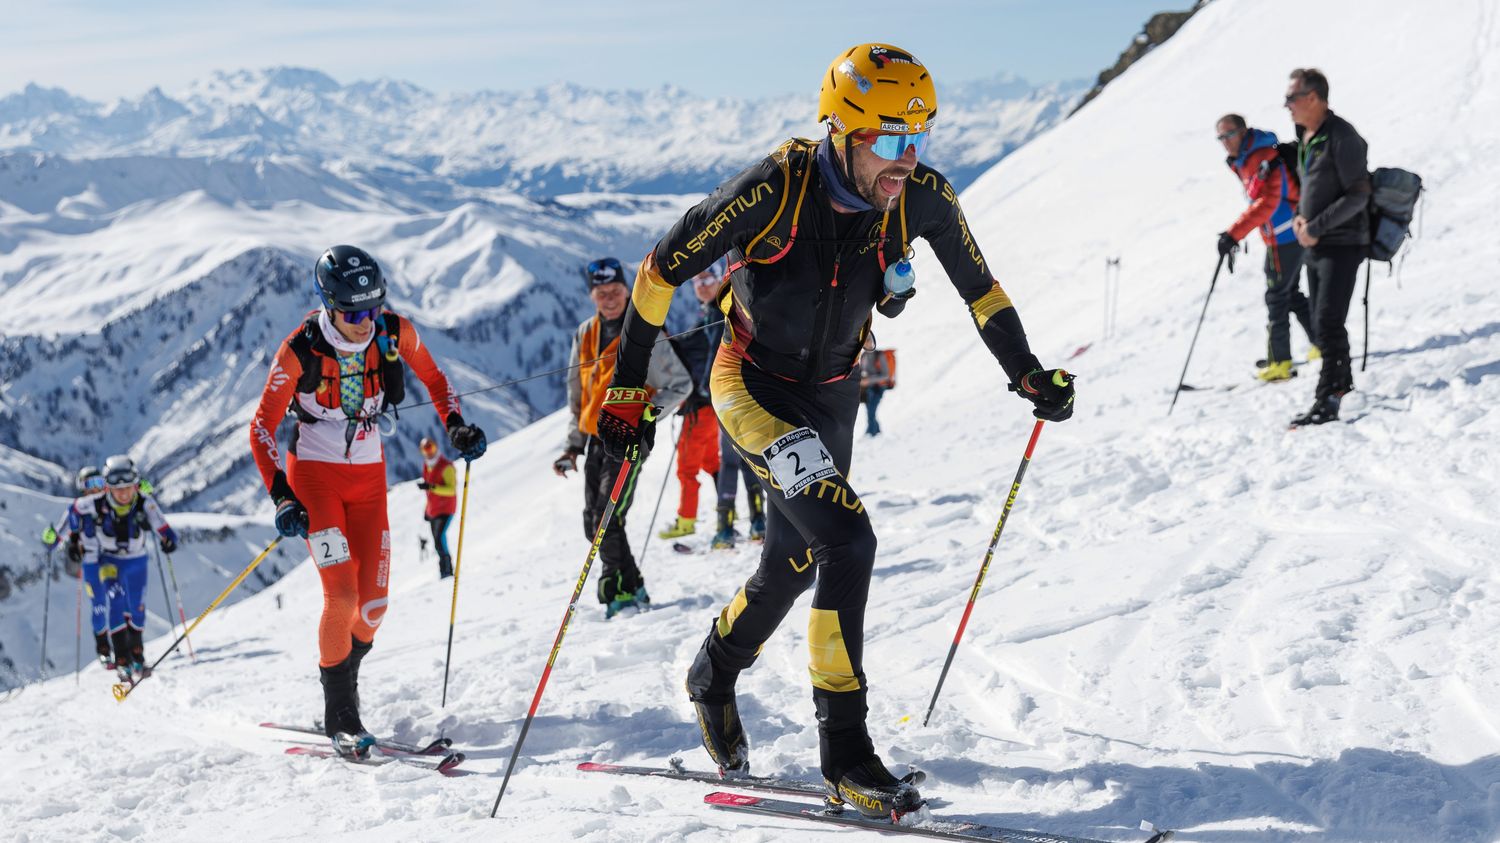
[4,0,1500,840]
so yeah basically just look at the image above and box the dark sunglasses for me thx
[1216,129,1242,142]
[1284,89,1314,105]
[338,307,380,324]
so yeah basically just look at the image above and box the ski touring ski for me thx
[260,721,453,756]
[578,758,827,798]
[704,792,1174,843]
[284,744,467,775]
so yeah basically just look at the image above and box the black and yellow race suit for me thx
[611,136,1043,779]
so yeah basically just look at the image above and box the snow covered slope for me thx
[0,69,1085,196]
[3,1,1500,841]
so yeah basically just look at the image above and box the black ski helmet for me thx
[314,245,387,312]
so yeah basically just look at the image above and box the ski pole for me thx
[151,544,176,659]
[113,537,280,702]
[74,559,83,684]
[923,419,1045,727]
[440,460,473,709]
[162,551,194,663]
[491,411,656,816]
[1168,253,1229,415]
[40,549,54,677]
[636,416,682,571]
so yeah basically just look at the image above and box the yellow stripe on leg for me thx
[716,586,750,638]
[808,608,860,693]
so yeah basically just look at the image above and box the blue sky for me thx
[4,0,1192,100]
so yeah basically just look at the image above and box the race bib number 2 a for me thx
[310,527,352,568]
[764,427,837,500]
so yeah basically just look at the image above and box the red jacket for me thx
[1227,142,1300,246]
[423,455,458,518]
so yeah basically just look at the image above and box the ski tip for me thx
[577,762,621,772]
[1140,819,1176,842]
[705,792,762,807]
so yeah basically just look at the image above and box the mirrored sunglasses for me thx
[853,130,930,161]
[339,307,380,324]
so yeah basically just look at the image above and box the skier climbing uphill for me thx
[595,43,1075,818]
[248,245,487,758]
[74,455,179,681]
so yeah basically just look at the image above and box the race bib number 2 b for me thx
[764,427,837,500]
[310,527,352,568]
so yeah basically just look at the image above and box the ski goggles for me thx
[851,129,930,161]
[586,258,626,287]
[337,307,380,324]
[104,469,138,488]
[82,475,106,491]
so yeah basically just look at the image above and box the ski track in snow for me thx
[5,0,1500,840]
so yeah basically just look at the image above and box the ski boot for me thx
[824,756,925,819]
[1291,393,1342,427]
[1306,344,1322,361]
[710,508,736,550]
[606,584,651,619]
[95,632,115,671]
[658,516,696,540]
[685,638,749,776]
[129,662,152,681]
[1256,360,1297,382]
[348,636,373,710]
[747,488,766,543]
[321,656,374,759]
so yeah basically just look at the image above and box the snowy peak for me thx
[0,67,1087,196]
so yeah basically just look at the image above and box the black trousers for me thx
[1304,244,1365,398]
[700,340,876,773]
[426,514,453,576]
[583,434,643,603]
[1263,241,1313,362]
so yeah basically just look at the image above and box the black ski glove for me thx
[597,387,659,460]
[446,412,488,461]
[159,533,178,555]
[1217,232,1238,257]
[417,482,431,490]
[270,470,309,539]
[1011,368,1076,422]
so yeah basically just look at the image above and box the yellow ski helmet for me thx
[818,43,938,137]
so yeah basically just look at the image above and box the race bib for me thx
[763,427,837,499]
[310,527,352,568]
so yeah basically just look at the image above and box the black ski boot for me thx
[825,756,925,819]
[1291,393,1342,427]
[320,655,373,759]
[348,636,373,709]
[95,632,115,669]
[817,689,923,819]
[685,628,749,776]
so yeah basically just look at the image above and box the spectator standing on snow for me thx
[1286,68,1370,425]
[1214,113,1316,383]
[858,336,893,436]
[553,257,690,617]
[418,436,457,579]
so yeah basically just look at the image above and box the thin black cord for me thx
[398,318,723,411]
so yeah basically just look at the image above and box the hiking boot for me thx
[437,555,453,579]
[1290,394,1341,427]
[1256,360,1297,382]
[685,642,749,775]
[658,516,696,540]
[824,756,924,819]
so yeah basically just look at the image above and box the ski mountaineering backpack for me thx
[1367,167,1423,262]
[287,310,406,418]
